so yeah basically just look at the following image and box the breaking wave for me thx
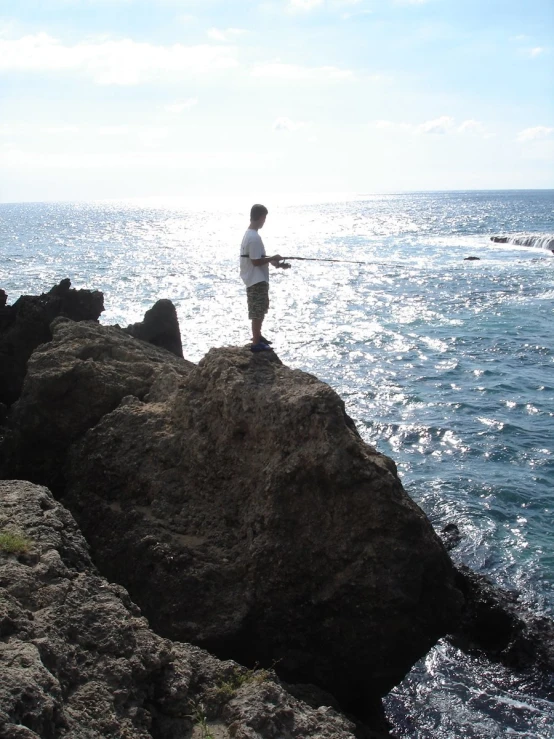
[490,234,554,250]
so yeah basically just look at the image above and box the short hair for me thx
[250,204,268,221]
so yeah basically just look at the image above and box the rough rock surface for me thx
[0,280,104,408]
[0,318,195,493]
[0,318,464,712]
[0,480,366,739]
[124,299,184,358]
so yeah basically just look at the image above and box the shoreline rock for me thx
[1,480,372,739]
[124,299,184,358]
[1,316,464,713]
[0,279,104,408]
[1,281,553,735]
[449,564,554,672]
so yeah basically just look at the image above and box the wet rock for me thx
[490,234,554,249]
[0,480,364,739]
[1,318,464,711]
[449,565,554,671]
[124,299,183,358]
[439,523,462,551]
[463,256,480,261]
[0,280,104,407]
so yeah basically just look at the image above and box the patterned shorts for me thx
[246,281,269,320]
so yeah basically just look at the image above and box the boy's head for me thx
[250,203,268,228]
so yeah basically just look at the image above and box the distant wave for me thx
[490,234,554,250]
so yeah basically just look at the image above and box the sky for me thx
[0,0,553,202]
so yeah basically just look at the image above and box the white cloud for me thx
[164,99,198,113]
[373,119,412,132]
[516,126,554,142]
[287,0,363,11]
[272,116,307,131]
[416,116,455,134]
[527,47,545,57]
[252,60,352,80]
[207,27,246,42]
[0,123,28,135]
[41,126,80,134]
[137,127,169,147]
[97,126,129,135]
[456,119,493,137]
[373,117,492,138]
[0,33,239,84]
[0,147,273,171]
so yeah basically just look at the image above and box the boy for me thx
[239,204,289,352]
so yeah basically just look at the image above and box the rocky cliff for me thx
[1,313,463,717]
[3,282,550,737]
[0,480,364,739]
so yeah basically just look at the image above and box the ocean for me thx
[1,190,553,737]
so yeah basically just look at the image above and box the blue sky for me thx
[1,0,552,201]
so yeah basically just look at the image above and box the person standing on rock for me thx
[240,204,290,352]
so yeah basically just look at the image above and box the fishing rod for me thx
[241,255,368,265]
[280,256,368,265]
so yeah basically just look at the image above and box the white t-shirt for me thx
[240,229,269,287]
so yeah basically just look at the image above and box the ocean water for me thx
[1,190,553,737]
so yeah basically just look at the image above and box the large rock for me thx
[0,318,195,493]
[0,280,104,407]
[124,299,184,358]
[0,480,363,739]
[1,319,464,712]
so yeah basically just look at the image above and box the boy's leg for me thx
[247,282,269,345]
[252,318,263,344]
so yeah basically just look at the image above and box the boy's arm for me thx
[251,254,283,266]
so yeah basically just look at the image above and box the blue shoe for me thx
[260,335,273,345]
[251,342,272,353]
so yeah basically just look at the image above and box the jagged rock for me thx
[439,523,462,551]
[0,480,364,739]
[124,299,184,358]
[0,280,104,407]
[1,318,464,713]
[0,318,195,493]
[490,236,509,243]
[449,565,554,671]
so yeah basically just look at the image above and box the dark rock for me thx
[464,256,480,261]
[449,565,554,671]
[490,234,554,249]
[0,319,194,493]
[0,480,363,739]
[0,280,104,407]
[2,318,464,710]
[440,523,462,551]
[124,299,184,358]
